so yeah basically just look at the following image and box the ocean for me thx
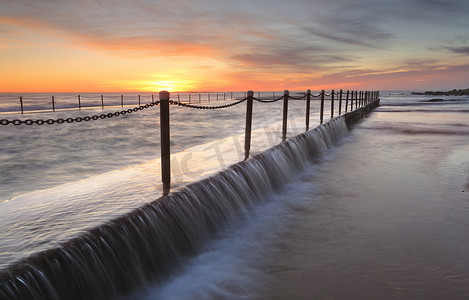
[1,91,468,299]
[0,91,320,269]
[128,91,469,299]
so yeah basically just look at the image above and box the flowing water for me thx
[128,92,469,300]
[0,91,326,270]
[1,91,468,299]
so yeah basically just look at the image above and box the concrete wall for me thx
[343,99,380,128]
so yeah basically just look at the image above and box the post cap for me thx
[307,89,311,93]
[247,90,254,97]
[159,90,170,100]
[284,90,289,94]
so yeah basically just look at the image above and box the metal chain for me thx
[169,98,247,109]
[0,102,159,126]
[288,94,308,100]
[253,95,285,103]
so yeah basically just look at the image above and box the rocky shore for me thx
[412,88,469,96]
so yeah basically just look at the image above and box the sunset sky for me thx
[1,0,469,92]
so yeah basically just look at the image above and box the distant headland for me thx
[412,88,469,96]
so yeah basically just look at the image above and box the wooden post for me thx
[78,95,81,110]
[152,94,154,104]
[345,90,349,113]
[282,90,289,141]
[199,93,201,103]
[208,93,210,102]
[20,96,24,114]
[330,89,335,119]
[121,95,124,108]
[189,94,191,103]
[244,90,254,160]
[159,90,171,195]
[355,91,358,109]
[305,89,311,131]
[339,89,343,115]
[138,95,141,106]
[52,96,55,112]
[320,89,325,124]
[224,93,226,100]
[101,95,104,109]
[272,91,275,100]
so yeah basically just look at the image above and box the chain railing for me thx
[1,89,380,195]
[0,102,159,126]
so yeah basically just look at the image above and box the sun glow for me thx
[132,76,198,92]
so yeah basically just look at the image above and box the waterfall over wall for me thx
[0,104,375,300]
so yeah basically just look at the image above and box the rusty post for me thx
[244,90,254,160]
[159,90,171,195]
[306,89,311,131]
[320,90,325,124]
[339,89,343,115]
[345,90,349,113]
[355,91,358,109]
[282,90,289,141]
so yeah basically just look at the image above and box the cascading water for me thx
[0,116,351,300]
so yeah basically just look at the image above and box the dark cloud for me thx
[447,46,469,55]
